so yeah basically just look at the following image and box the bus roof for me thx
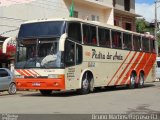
[23,17,154,38]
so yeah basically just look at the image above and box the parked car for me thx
[0,68,16,94]
[156,57,160,81]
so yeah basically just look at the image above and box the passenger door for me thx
[0,69,11,90]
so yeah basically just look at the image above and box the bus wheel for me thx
[128,73,136,89]
[78,73,92,95]
[138,73,144,88]
[8,83,17,95]
[40,90,52,96]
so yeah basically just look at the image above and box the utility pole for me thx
[155,0,160,55]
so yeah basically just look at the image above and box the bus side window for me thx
[123,33,132,50]
[98,27,110,48]
[133,35,141,51]
[150,38,156,53]
[68,22,82,43]
[142,37,150,52]
[65,40,75,67]
[76,44,82,65]
[83,24,97,45]
[83,24,90,44]
[112,30,122,49]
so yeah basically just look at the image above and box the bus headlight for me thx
[48,74,64,79]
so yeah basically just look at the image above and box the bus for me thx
[15,18,157,95]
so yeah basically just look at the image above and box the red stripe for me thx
[144,54,156,79]
[120,52,144,85]
[114,52,137,85]
[32,70,41,76]
[23,70,32,76]
[16,70,27,76]
[107,51,131,86]
[26,70,35,76]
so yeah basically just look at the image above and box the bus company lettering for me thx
[92,49,123,60]
[92,49,105,59]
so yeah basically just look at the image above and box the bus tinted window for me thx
[65,40,75,67]
[18,21,65,39]
[83,24,97,45]
[111,30,122,49]
[76,44,82,65]
[133,35,141,51]
[98,28,110,47]
[68,22,82,43]
[123,33,132,50]
[142,37,150,52]
[150,39,156,53]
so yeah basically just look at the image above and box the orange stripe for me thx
[120,52,144,85]
[107,51,131,86]
[114,52,137,85]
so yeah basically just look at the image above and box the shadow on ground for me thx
[20,83,156,97]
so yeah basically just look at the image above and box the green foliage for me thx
[136,19,154,34]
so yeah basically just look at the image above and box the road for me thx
[0,82,160,115]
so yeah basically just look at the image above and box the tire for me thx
[138,73,144,88]
[78,73,93,95]
[8,83,17,95]
[40,90,52,96]
[128,73,136,89]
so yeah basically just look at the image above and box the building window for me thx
[74,11,78,18]
[91,15,100,21]
[124,0,130,11]
[125,22,132,31]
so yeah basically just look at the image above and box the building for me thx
[113,0,140,31]
[0,0,114,37]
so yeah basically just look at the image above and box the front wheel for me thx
[8,83,17,95]
[77,73,93,95]
[40,90,52,96]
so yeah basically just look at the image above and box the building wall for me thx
[0,0,113,37]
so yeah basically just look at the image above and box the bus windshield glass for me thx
[18,21,66,39]
[16,38,64,69]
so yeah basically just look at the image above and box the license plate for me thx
[32,82,41,87]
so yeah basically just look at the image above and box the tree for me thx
[136,18,155,34]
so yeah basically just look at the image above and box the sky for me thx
[135,0,160,22]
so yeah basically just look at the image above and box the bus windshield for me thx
[16,38,64,69]
[18,21,66,39]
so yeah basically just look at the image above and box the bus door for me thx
[65,40,83,89]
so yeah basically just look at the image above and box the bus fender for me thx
[78,69,94,88]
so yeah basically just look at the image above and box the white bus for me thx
[15,18,156,95]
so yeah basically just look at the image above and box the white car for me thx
[0,68,16,94]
